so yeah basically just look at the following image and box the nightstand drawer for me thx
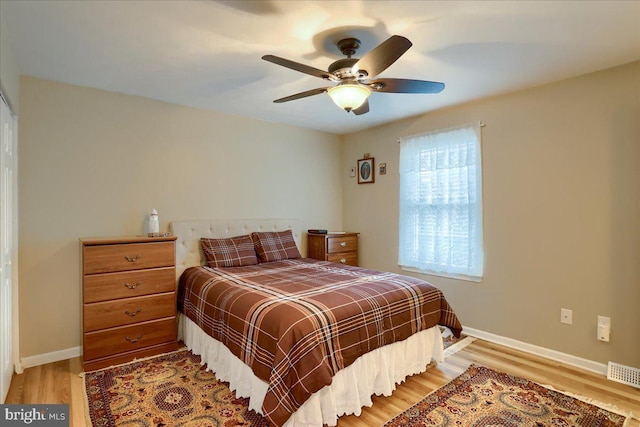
[327,252,358,266]
[83,293,176,332]
[83,267,175,303]
[83,317,176,361]
[84,241,174,274]
[327,236,358,253]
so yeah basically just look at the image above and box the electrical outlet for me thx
[598,315,611,327]
[598,316,611,342]
[560,308,572,325]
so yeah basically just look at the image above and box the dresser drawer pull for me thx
[340,242,347,247]
[124,254,142,262]
[125,308,142,317]
[124,281,142,290]
[340,258,347,264]
[125,334,142,343]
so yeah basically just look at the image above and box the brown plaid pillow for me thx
[251,230,301,263]
[201,235,258,268]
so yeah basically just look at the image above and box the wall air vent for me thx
[607,361,640,388]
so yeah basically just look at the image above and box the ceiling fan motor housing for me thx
[328,38,369,80]
[328,58,362,79]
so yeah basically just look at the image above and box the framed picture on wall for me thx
[357,157,375,184]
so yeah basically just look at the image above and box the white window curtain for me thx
[398,123,484,280]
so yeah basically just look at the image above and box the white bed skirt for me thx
[179,313,444,427]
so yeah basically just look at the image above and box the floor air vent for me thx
[607,361,640,388]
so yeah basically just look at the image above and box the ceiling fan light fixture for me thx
[327,83,371,112]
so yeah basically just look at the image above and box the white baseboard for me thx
[20,346,82,370]
[15,329,609,377]
[463,326,608,376]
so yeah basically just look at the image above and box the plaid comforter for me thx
[178,258,462,427]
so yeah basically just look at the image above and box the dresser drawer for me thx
[327,236,358,253]
[83,317,176,361]
[83,292,176,332]
[327,252,358,266]
[84,241,174,274]
[83,267,175,303]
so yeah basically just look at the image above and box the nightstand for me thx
[307,232,359,266]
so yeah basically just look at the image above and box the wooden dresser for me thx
[80,235,179,371]
[307,232,359,266]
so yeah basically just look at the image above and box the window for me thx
[398,123,483,280]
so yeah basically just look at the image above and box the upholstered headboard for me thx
[169,219,301,280]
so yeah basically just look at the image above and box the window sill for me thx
[399,265,482,283]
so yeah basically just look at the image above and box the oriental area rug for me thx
[383,364,629,427]
[80,333,501,427]
[83,350,269,427]
[83,330,471,427]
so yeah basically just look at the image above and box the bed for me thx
[171,219,462,427]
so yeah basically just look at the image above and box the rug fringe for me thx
[82,377,93,427]
[80,347,188,375]
[540,383,635,425]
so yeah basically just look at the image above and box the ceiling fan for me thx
[262,35,445,115]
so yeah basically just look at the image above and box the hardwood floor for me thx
[5,339,640,426]
[338,339,640,427]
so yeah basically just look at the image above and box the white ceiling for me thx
[2,0,639,135]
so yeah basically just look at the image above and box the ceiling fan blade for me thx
[273,87,329,103]
[262,55,336,81]
[352,99,369,115]
[352,35,412,79]
[369,78,445,93]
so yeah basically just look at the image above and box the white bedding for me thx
[179,314,443,427]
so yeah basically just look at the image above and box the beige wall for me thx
[342,61,640,367]
[18,76,342,358]
[0,3,20,112]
